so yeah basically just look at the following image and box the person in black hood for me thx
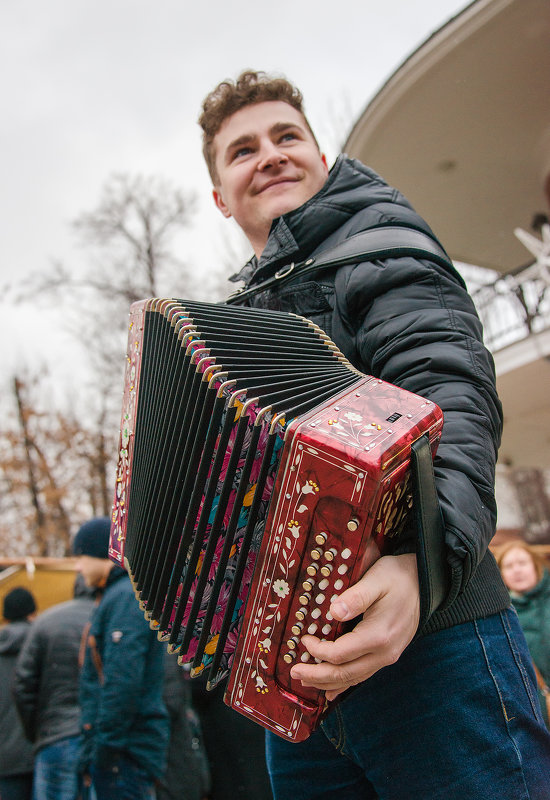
[0,587,36,800]
[197,70,550,799]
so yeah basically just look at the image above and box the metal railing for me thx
[468,261,550,353]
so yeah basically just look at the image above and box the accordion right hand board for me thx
[225,375,442,740]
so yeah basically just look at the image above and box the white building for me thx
[344,0,550,544]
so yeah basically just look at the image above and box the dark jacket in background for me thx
[157,653,211,800]
[231,154,509,633]
[511,569,550,723]
[13,588,94,750]
[79,566,169,781]
[191,680,273,800]
[0,620,34,778]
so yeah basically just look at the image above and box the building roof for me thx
[345,0,550,274]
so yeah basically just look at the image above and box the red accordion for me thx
[110,298,443,741]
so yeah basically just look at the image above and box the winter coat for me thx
[0,620,34,777]
[79,566,169,781]
[14,593,94,751]
[511,569,550,721]
[229,154,510,633]
[156,653,211,800]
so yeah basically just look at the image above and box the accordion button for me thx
[287,637,299,650]
[302,578,315,592]
[338,564,349,575]
[299,592,311,606]
[314,532,328,546]
[283,652,296,664]
[308,623,318,634]
[306,563,320,577]
[311,608,322,620]
[341,548,352,559]
[322,624,332,635]
[318,578,330,590]
[291,622,304,636]
[334,580,344,591]
[311,548,323,560]
[324,548,337,562]
[295,607,307,620]
[315,593,326,605]
[347,518,360,531]
[320,564,333,577]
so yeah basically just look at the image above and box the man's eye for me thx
[280,132,296,142]
[233,147,252,160]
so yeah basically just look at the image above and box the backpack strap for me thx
[227,226,453,304]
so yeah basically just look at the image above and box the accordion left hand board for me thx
[110,298,443,742]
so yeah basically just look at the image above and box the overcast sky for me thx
[1,0,468,379]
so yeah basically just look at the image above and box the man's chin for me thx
[265,195,306,220]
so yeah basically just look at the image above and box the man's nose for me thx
[257,140,288,170]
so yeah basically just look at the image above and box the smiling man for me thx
[211,100,328,255]
[199,71,550,799]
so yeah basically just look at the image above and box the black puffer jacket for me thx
[13,590,94,751]
[229,155,510,633]
[0,620,34,777]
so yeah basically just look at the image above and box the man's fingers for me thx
[329,568,384,622]
[290,649,380,691]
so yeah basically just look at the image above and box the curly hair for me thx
[199,70,317,183]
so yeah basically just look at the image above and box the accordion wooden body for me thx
[109,298,443,742]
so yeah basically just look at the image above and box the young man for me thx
[199,70,550,799]
[73,517,169,800]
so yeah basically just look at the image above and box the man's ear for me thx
[212,187,232,219]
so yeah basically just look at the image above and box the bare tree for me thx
[3,174,198,554]
[0,374,80,555]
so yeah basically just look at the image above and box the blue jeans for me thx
[266,609,550,799]
[33,735,80,800]
[90,754,156,800]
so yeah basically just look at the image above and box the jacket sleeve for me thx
[91,589,157,766]
[13,626,43,743]
[338,253,502,607]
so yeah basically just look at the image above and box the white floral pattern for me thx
[273,579,290,598]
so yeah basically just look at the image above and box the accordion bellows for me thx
[110,298,443,741]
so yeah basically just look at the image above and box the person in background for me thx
[497,540,550,726]
[13,574,95,800]
[190,680,273,800]
[0,587,37,800]
[74,517,169,800]
[156,653,211,800]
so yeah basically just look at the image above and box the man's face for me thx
[212,101,329,256]
[75,555,109,588]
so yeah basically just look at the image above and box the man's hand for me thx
[289,553,420,701]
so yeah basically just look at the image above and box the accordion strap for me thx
[411,435,449,623]
[227,225,453,304]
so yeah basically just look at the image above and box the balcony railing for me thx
[467,261,550,353]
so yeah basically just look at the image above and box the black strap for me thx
[411,435,449,623]
[227,226,453,304]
